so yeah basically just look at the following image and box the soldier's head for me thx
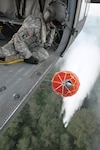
[43,1,67,25]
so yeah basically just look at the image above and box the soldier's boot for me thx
[24,56,39,64]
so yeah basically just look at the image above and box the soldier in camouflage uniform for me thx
[0,14,49,64]
[0,0,67,64]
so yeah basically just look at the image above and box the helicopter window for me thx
[79,0,87,21]
[85,0,90,16]
[79,0,90,21]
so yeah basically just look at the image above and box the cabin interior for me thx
[0,0,68,42]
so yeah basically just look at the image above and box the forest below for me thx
[0,69,100,150]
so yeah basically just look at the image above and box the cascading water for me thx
[60,5,100,127]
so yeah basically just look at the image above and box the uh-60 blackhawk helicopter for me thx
[0,0,99,136]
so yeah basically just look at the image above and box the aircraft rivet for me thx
[0,86,6,92]
[13,94,20,99]
[36,72,41,76]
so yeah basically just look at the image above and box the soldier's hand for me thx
[44,43,51,49]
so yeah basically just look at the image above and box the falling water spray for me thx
[60,31,100,127]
